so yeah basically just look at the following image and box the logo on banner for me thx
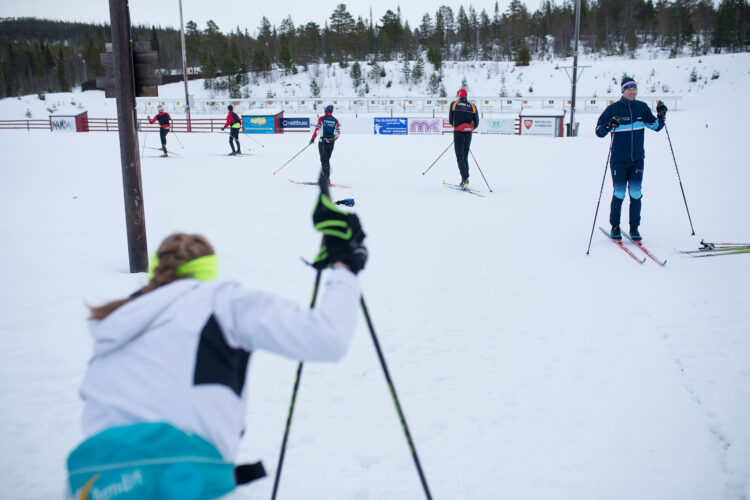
[524,119,533,130]
[409,119,441,134]
[250,117,267,125]
[281,118,310,128]
[374,117,408,135]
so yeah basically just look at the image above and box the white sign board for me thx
[480,118,516,135]
[50,116,76,132]
[521,117,557,136]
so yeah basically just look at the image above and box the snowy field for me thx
[1,53,750,500]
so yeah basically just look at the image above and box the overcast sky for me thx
[2,0,521,34]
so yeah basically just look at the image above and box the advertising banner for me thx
[242,115,275,134]
[408,118,442,135]
[521,117,556,136]
[373,117,408,135]
[50,116,76,132]
[480,118,517,135]
[281,117,310,129]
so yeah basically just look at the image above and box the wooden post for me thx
[109,0,148,272]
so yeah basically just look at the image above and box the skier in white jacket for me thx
[67,191,367,500]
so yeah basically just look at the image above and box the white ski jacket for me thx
[80,268,359,459]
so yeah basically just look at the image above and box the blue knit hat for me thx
[621,77,637,93]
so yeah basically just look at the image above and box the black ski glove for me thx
[606,116,621,131]
[309,137,315,144]
[312,193,367,274]
[656,101,668,119]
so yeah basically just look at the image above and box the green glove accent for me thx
[312,193,367,274]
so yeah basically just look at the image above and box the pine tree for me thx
[350,61,363,88]
[515,45,531,66]
[56,48,70,92]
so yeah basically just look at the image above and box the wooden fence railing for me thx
[0,119,50,130]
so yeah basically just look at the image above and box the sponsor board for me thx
[521,117,556,136]
[408,118,441,135]
[479,118,517,135]
[242,115,275,134]
[281,117,310,129]
[373,117,408,135]
[50,116,76,132]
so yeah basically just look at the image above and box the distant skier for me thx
[310,104,340,184]
[448,88,479,188]
[148,104,172,157]
[596,77,666,240]
[222,104,242,155]
[66,193,368,499]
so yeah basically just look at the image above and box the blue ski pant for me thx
[609,159,644,227]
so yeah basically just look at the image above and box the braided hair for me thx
[88,233,215,320]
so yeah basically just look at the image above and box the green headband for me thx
[148,253,218,282]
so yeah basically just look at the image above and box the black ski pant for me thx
[453,131,472,182]
[229,128,240,153]
[318,140,335,180]
[159,128,170,152]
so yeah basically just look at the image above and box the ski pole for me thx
[586,133,615,255]
[359,296,433,500]
[662,117,695,235]
[469,149,493,192]
[422,140,454,175]
[243,133,265,148]
[171,130,184,149]
[273,143,312,175]
[272,171,330,500]
[270,266,323,500]
[140,126,149,158]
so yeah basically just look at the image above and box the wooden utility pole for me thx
[178,0,192,132]
[109,0,148,272]
[569,0,582,137]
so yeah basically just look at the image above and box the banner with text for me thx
[373,117,408,135]
[242,115,275,134]
[521,117,556,136]
[281,117,310,129]
[479,118,517,135]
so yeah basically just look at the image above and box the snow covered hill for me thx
[0,51,749,499]
[2,51,749,119]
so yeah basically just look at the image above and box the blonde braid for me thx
[88,233,215,320]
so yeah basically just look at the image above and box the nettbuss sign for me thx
[281,117,310,129]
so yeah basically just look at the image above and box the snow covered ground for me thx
[1,52,749,499]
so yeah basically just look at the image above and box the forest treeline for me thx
[0,0,748,98]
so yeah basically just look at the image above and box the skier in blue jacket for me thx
[596,77,667,240]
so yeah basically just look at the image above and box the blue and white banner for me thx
[281,117,310,129]
[373,117,408,135]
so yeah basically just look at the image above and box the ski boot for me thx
[629,226,642,241]
[610,225,622,240]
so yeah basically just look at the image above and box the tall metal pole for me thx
[178,0,191,132]
[569,0,582,137]
[109,0,148,272]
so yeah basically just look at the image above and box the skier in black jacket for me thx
[448,88,479,188]
[596,77,666,240]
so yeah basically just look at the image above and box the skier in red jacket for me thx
[222,105,243,155]
[148,105,172,157]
